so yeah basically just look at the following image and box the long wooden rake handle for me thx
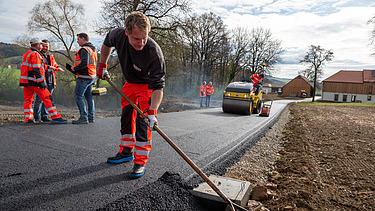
[105,77,247,211]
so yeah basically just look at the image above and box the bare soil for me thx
[225,104,375,210]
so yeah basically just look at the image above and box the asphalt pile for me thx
[97,171,207,211]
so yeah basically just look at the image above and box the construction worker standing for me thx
[33,40,64,122]
[205,82,214,107]
[69,33,97,124]
[250,73,264,95]
[200,81,206,108]
[97,11,166,179]
[19,38,67,124]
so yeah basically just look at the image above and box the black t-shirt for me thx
[103,27,166,90]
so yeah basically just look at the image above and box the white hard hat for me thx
[30,38,43,45]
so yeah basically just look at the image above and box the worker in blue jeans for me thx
[74,78,97,123]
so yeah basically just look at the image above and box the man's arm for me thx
[99,44,112,64]
[150,90,163,111]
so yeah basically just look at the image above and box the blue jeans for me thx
[34,83,54,119]
[200,97,205,107]
[74,78,96,120]
[206,95,211,107]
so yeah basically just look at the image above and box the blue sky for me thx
[1,0,375,79]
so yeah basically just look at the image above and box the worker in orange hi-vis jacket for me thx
[200,81,207,108]
[250,73,264,95]
[205,81,214,107]
[33,39,64,122]
[19,38,67,124]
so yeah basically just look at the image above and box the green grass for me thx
[294,102,375,107]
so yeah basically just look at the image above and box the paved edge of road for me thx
[184,101,296,186]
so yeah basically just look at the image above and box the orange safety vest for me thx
[43,53,59,87]
[74,46,97,79]
[200,84,206,97]
[206,85,214,95]
[50,54,58,86]
[250,74,263,84]
[19,49,45,86]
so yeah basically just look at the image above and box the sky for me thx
[1,0,375,80]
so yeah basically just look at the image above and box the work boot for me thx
[88,119,95,123]
[26,119,37,124]
[72,118,88,124]
[107,147,134,164]
[51,117,68,124]
[129,164,145,179]
[41,117,51,122]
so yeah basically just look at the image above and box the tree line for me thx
[21,0,284,96]
[9,0,363,105]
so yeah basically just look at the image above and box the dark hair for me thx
[42,39,50,44]
[77,33,89,41]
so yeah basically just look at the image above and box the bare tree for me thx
[246,27,284,76]
[227,27,250,82]
[28,0,85,62]
[300,45,334,102]
[368,15,375,56]
[182,12,229,85]
[96,0,190,36]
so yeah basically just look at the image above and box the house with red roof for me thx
[322,70,375,103]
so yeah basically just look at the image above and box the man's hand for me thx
[145,110,157,130]
[39,82,47,89]
[97,63,110,80]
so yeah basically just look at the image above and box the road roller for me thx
[222,81,263,115]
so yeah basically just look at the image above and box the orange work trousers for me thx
[119,82,153,166]
[23,86,61,122]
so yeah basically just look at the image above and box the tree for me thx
[28,0,85,62]
[227,27,250,82]
[300,45,334,102]
[368,15,375,56]
[246,27,284,76]
[182,12,229,85]
[96,0,190,36]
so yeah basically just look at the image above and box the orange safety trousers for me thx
[23,86,61,122]
[119,82,153,166]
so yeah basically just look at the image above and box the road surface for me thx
[0,99,301,210]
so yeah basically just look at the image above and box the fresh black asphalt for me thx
[0,100,296,210]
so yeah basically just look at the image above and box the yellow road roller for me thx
[222,81,263,115]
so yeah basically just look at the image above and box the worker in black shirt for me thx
[97,11,166,179]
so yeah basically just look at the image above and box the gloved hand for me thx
[145,110,157,130]
[97,63,110,80]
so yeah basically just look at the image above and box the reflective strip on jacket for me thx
[74,46,97,79]
[200,84,206,97]
[19,49,45,86]
[250,74,263,84]
[206,85,214,95]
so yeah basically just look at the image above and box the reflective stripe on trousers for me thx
[118,82,153,166]
[22,86,61,122]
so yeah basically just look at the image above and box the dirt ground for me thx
[225,104,375,210]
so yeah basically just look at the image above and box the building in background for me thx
[322,70,375,103]
[282,75,313,98]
